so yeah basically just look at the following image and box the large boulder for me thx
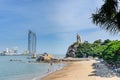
[66,43,79,58]
[37,53,54,62]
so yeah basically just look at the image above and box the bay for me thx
[0,55,64,80]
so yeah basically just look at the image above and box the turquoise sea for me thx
[0,55,65,80]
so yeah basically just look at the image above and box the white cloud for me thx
[48,0,96,33]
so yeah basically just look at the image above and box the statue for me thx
[77,34,81,44]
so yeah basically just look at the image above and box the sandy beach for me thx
[41,60,120,80]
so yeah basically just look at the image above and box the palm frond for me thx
[92,0,120,34]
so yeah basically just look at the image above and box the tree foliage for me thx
[76,39,120,65]
[92,0,120,34]
[76,41,93,58]
[102,40,120,65]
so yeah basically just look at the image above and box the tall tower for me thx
[28,30,32,54]
[28,30,37,58]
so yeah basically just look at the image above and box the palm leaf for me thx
[92,0,120,34]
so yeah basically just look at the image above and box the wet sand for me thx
[41,60,120,80]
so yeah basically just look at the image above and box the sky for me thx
[0,0,119,55]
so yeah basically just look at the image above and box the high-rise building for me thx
[6,48,9,53]
[28,30,36,58]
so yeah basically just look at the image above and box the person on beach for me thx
[57,60,62,70]
[50,62,53,66]
[47,62,53,73]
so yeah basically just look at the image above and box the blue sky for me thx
[0,0,119,54]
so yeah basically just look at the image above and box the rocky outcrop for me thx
[36,53,54,62]
[36,53,62,63]
[66,43,79,58]
[66,34,81,58]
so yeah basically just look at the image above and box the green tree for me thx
[102,39,111,45]
[92,0,120,34]
[91,39,107,58]
[93,45,106,58]
[102,41,120,65]
[76,39,120,65]
[94,39,102,43]
[76,41,93,58]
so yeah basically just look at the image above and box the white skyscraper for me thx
[6,48,9,53]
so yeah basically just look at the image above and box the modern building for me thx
[28,30,37,58]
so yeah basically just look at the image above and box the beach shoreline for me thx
[38,62,71,80]
[40,59,120,80]
[31,62,67,80]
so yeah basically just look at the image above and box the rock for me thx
[36,53,54,62]
[66,34,81,58]
[66,44,78,58]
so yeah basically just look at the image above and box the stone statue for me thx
[77,34,81,44]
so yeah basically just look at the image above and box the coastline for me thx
[40,59,120,80]
[32,62,66,80]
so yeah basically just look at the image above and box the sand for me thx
[41,60,120,80]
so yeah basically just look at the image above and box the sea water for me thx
[0,55,65,80]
